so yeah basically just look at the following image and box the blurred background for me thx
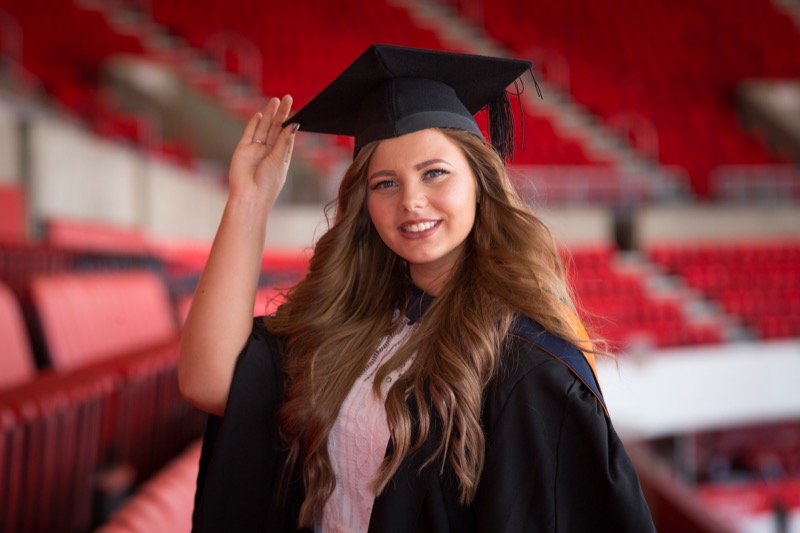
[0,0,798,531]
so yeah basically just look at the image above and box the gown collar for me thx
[405,284,434,323]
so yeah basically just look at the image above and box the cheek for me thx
[440,178,478,218]
[366,195,387,230]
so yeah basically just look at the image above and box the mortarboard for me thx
[286,44,534,162]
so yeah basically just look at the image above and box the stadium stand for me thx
[0,0,798,531]
[456,0,800,197]
[29,270,205,475]
[1,280,114,532]
[0,269,205,531]
[568,245,724,349]
[649,240,800,340]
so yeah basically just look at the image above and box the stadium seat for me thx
[95,440,202,533]
[471,0,799,197]
[0,270,205,532]
[0,185,26,243]
[648,240,800,340]
[0,282,35,390]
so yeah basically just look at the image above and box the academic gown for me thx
[192,314,656,533]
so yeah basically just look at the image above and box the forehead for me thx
[368,129,466,171]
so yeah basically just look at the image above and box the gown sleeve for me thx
[192,318,306,533]
[475,336,656,533]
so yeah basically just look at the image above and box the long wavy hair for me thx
[265,128,596,527]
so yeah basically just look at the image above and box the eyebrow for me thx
[368,159,451,182]
[415,158,450,170]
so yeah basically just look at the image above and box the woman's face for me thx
[366,129,478,295]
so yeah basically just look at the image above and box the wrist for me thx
[223,193,272,227]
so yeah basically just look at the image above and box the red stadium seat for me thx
[0,270,206,532]
[0,357,114,532]
[95,440,202,533]
[30,271,176,372]
[0,185,26,243]
[471,0,799,197]
[0,280,108,531]
[647,240,800,340]
[0,283,35,390]
[29,270,205,477]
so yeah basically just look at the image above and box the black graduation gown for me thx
[192,317,655,532]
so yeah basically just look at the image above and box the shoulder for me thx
[484,316,607,426]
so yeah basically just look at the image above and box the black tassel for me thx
[487,70,542,164]
[487,91,515,163]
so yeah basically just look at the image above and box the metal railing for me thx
[510,165,692,208]
[709,165,800,202]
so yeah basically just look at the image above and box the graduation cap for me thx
[286,44,534,162]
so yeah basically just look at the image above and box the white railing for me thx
[510,165,692,207]
[709,165,800,202]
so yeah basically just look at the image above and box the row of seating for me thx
[145,0,617,167]
[0,271,206,532]
[0,0,201,165]
[5,231,794,353]
[648,240,800,339]
[471,0,800,197]
[96,440,201,533]
[0,231,311,532]
[566,246,725,349]
[694,419,800,528]
[0,0,621,187]
[694,420,800,483]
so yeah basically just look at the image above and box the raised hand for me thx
[179,95,299,415]
[229,95,298,208]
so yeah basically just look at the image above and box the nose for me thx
[400,182,426,211]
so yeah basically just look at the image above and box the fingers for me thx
[249,95,293,148]
[238,111,263,146]
[251,97,280,144]
[265,95,293,148]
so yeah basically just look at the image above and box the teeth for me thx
[404,221,437,233]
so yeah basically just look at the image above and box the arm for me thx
[179,95,298,416]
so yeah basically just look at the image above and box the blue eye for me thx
[370,179,396,190]
[424,168,448,179]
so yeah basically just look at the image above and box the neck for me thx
[409,265,451,296]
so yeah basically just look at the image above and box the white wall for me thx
[597,339,800,440]
[29,116,141,227]
[536,206,614,246]
[144,160,227,242]
[257,204,614,250]
[265,205,329,249]
[635,205,800,246]
[0,99,20,183]
[23,108,232,242]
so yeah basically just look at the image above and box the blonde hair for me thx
[266,128,595,526]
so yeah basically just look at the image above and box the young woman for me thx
[181,45,655,532]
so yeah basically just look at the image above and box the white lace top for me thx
[320,318,418,533]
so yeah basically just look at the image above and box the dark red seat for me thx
[0,281,113,532]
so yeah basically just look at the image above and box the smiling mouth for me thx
[401,220,440,233]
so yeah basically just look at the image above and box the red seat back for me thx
[30,271,177,372]
[0,282,35,389]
